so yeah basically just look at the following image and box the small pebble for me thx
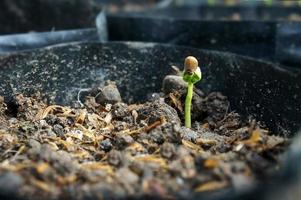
[100,139,113,152]
[160,143,176,159]
[108,150,122,167]
[95,83,122,105]
[53,124,65,137]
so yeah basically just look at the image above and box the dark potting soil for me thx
[0,78,288,200]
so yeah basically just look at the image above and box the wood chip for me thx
[143,118,163,133]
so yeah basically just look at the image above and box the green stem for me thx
[185,82,193,128]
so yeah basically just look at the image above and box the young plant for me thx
[182,56,202,128]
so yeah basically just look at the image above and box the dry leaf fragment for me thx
[58,139,77,152]
[75,123,95,139]
[204,158,219,169]
[35,162,50,174]
[66,130,83,141]
[12,145,26,160]
[0,133,16,143]
[0,161,33,171]
[265,136,286,150]
[30,178,52,192]
[127,142,146,153]
[87,113,107,129]
[202,123,210,129]
[195,181,228,192]
[56,175,77,185]
[76,110,87,124]
[57,109,75,117]
[132,110,138,124]
[196,138,217,146]
[134,155,168,169]
[81,162,114,175]
[72,150,91,159]
[182,140,203,152]
[34,105,67,121]
[169,93,183,112]
[239,129,262,147]
[104,112,113,124]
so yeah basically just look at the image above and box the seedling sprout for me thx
[182,56,202,128]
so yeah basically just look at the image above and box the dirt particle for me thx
[108,150,123,167]
[160,143,176,159]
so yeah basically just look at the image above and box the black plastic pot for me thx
[0,20,108,53]
[0,28,104,53]
[107,14,301,67]
[136,5,301,21]
[0,0,170,34]
[0,0,101,35]
[0,0,108,52]
[94,0,172,13]
[0,41,300,199]
[107,15,275,60]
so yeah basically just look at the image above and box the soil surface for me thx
[0,78,288,200]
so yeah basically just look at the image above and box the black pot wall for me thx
[0,0,101,35]
[107,15,301,68]
[129,6,256,20]
[276,22,301,67]
[258,5,301,20]
[0,42,300,136]
[136,5,301,21]
[0,10,108,53]
[0,29,102,53]
[94,0,171,11]
[107,16,276,60]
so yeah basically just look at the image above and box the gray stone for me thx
[95,83,122,105]
[100,138,113,152]
[28,139,41,150]
[162,75,187,95]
